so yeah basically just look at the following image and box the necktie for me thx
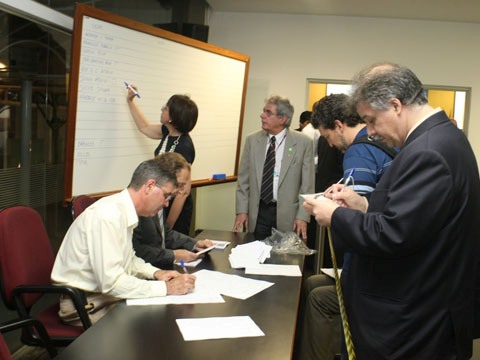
[260,136,276,204]
[152,211,165,249]
[327,227,356,360]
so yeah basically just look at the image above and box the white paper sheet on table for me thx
[176,316,265,341]
[245,264,302,276]
[127,268,224,306]
[126,269,273,305]
[194,269,274,300]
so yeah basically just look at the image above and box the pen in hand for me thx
[343,168,356,191]
[319,176,345,198]
[179,259,189,274]
[124,81,141,98]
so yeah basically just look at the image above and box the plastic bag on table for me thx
[263,228,317,255]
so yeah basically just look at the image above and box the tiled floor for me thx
[12,346,52,360]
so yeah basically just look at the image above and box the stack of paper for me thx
[229,241,272,269]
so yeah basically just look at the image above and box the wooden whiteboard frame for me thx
[64,3,249,201]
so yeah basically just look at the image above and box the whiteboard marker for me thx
[124,81,140,98]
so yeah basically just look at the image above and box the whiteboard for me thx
[64,4,249,200]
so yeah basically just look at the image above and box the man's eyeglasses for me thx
[262,108,279,117]
[155,183,173,201]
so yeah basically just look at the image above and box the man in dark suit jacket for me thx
[315,135,343,193]
[132,214,212,268]
[304,62,480,359]
[133,165,213,268]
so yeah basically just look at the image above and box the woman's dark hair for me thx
[167,94,198,134]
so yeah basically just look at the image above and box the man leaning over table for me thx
[51,152,196,325]
[304,62,480,359]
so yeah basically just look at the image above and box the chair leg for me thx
[1,318,57,358]
[32,321,57,358]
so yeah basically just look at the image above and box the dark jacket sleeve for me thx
[132,216,174,268]
[164,227,197,251]
[133,216,197,269]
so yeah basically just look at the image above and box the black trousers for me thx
[254,200,277,240]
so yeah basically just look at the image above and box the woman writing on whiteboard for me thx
[127,89,198,235]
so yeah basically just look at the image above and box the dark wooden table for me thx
[55,230,305,360]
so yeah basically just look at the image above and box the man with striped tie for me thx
[233,95,315,240]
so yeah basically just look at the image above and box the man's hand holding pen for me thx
[303,195,340,227]
[154,269,196,295]
[154,269,179,282]
[321,168,355,196]
[303,168,368,225]
[328,186,368,213]
[166,274,196,295]
[304,185,368,226]
[325,185,362,209]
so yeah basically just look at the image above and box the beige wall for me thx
[194,11,480,231]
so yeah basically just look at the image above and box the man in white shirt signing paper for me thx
[51,152,196,325]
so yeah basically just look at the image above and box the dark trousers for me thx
[295,275,342,360]
[254,200,277,240]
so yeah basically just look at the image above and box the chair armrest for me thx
[11,284,92,329]
[0,317,57,357]
[0,317,43,333]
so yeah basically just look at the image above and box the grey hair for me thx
[265,95,294,127]
[350,62,428,110]
[128,152,189,190]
